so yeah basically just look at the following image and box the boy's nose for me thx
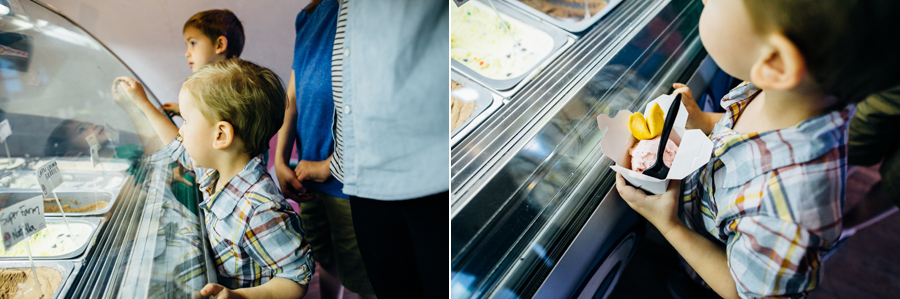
[185,50,190,58]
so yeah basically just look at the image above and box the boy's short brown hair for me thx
[183,59,285,157]
[743,0,900,105]
[184,9,245,59]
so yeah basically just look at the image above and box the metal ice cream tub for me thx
[501,0,623,33]
[451,72,505,147]
[0,260,76,299]
[33,158,132,173]
[451,0,572,91]
[0,190,117,217]
[0,170,127,191]
[0,217,104,261]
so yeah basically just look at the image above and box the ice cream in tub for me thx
[0,217,104,260]
[0,191,117,216]
[596,94,713,194]
[0,260,76,299]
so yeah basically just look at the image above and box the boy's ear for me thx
[214,36,228,56]
[212,121,234,150]
[749,33,806,91]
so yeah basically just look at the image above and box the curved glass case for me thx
[0,1,209,298]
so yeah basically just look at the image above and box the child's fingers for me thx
[114,76,134,87]
[615,173,647,201]
[200,283,224,296]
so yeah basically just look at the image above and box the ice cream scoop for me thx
[630,137,678,172]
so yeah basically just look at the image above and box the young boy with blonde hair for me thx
[114,59,313,299]
[616,0,900,298]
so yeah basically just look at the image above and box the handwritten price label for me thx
[0,195,46,250]
[35,160,63,198]
[0,119,11,143]
[90,145,100,168]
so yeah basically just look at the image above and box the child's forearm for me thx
[119,104,165,153]
[662,223,739,299]
[699,112,725,134]
[233,277,307,299]
[134,100,179,145]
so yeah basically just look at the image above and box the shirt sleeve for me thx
[243,198,314,286]
[727,215,822,299]
[164,134,196,171]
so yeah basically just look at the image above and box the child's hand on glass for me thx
[113,76,151,107]
[615,173,682,236]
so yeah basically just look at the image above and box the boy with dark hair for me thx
[615,0,900,298]
[163,9,245,117]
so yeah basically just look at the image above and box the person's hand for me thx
[671,83,705,131]
[200,283,245,299]
[294,159,332,183]
[162,103,181,117]
[114,76,152,107]
[616,173,682,235]
[275,161,306,202]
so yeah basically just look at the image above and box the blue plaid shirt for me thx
[165,135,314,288]
[680,82,852,298]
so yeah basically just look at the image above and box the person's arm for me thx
[672,83,724,135]
[110,79,166,153]
[113,77,196,170]
[114,77,179,144]
[200,277,307,299]
[615,175,740,299]
[274,71,306,202]
[201,200,314,299]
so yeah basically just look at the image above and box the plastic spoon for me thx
[643,93,682,179]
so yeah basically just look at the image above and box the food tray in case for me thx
[451,71,505,147]
[0,260,77,299]
[502,0,623,33]
[0,190,117,217]
[0,217,105,261]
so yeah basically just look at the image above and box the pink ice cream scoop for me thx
[630,137,678,173]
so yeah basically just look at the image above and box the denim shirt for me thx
[339,1,449,200]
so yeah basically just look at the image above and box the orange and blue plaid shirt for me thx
[165,135,314,289]
[680,82,852,298]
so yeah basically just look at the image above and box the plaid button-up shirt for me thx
[165,135,314,289]
[680,82,852,298]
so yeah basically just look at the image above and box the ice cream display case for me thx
[451,0,710,298]
[0,0,212,298]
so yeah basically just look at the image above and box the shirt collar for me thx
[199,155,268,219]
[713,83,854,188]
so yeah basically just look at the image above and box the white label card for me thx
[35,160,63,198]
[86,133,100,148]
[90,145,100,168]
[0,195,46,250]
[0,120,11,143]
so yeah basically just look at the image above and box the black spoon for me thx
[643,93,682,179]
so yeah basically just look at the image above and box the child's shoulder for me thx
[239,173,285,212]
